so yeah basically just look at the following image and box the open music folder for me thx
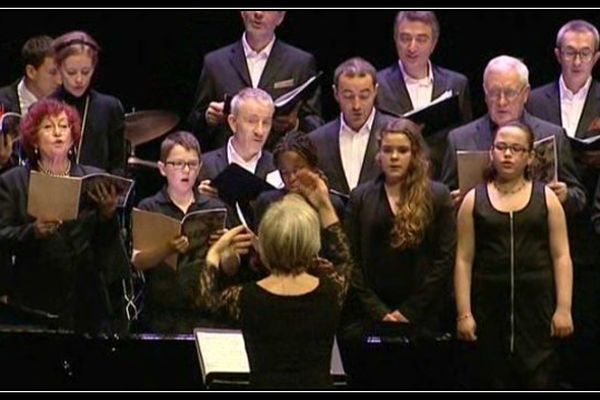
[194,327,346,388]
[27,171,134,221]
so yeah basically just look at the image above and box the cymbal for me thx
[127,156,158,169]
[125,110,180,146]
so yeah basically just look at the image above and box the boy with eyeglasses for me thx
[527,20,600,390]
[131,130,234,334]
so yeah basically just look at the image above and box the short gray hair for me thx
[556,19,600,51]
[258,193,321,276]
[231,87,274,117]
[483,55,529,88]
[395,11,440,43]
[333,57,378,87]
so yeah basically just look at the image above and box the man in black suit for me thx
[527,20,600,389]
[376,11,472,179]
[0,35,61,172]
[187,11,323,152]
[441,55,586,216]
[198,87,277,202]
[308,57,392,196]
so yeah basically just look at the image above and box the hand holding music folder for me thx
[27,171,134,221]
[211,163,276,205]
[132,208,227,269]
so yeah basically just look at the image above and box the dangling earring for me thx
[34,147,39,156]
[68,147,73,157]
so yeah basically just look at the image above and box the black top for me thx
[472,181,555,373]
[135,186,232,334]
[199,223,353,389]
[52,87,126,175]
[344,176,456,331]
[0,163,130,333]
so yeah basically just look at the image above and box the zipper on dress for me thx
[509,211,515,353]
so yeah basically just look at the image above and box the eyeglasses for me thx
[485,86,527,102]
[493,143,530,154]
[560,47,596,62]
[165,160,201,170]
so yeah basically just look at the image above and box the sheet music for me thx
[195,329,250,376]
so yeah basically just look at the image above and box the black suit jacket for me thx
[441,112,587,216]
[0,80,21,113]
[376,63,472,180]
[308,110,392,195]
[344,177,455,330]
[187,39,324,151]
[0,80,26,173]
[527,80,600,267]
[198,145,275,182]
[376,62,472,124]
[527,80,600,139]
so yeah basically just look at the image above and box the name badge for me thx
[273,79,295,89]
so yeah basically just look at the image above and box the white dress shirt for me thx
[398,60,434,110]
[339,108,376,191]
[242,33,276,88]
[559,75,592,137]
[17,78,39,116]
[227,137,261,174]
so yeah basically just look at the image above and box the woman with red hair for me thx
[0,98,129,334]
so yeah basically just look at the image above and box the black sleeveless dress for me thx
[472,181,556,374]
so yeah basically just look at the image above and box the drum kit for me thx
[125,109,180,170]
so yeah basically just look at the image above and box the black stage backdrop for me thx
[1,8,599,197]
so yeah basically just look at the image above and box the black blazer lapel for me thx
[543,82,563,127]
[474,116,493,151]
[577,80,600,138]
[327,120,350,194]
[258,40,285,91]
[388,63,413,113]
[358,110,383,184]
[216,146,229,172]
[431,65,449,100]
[228,41,252,88]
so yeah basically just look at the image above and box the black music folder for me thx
[211,163,276,205]
[379,91,461,136]
[223,71,323,117]
[568,134,600,151]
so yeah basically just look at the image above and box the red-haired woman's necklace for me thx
[37,160,71,177]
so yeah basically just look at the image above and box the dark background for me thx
[2,9,600,122]
[2,8,600,196]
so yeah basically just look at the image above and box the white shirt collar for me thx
[340,107,376,135]
[559,74,592,101]
[242,32,275,60]
[17,77,40,115]
[398,60,434,85]
[227,136,262,173]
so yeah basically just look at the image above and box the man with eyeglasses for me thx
[308,57,393,195]
[527,20,600,390]
[375,10,472,179]
[441,55,586,216]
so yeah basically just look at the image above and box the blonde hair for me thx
[258,194,321,276]
[378,118,433,250]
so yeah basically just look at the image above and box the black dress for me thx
[0,164,130,333]
[199,224,353,389]
[472,181,556,384]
